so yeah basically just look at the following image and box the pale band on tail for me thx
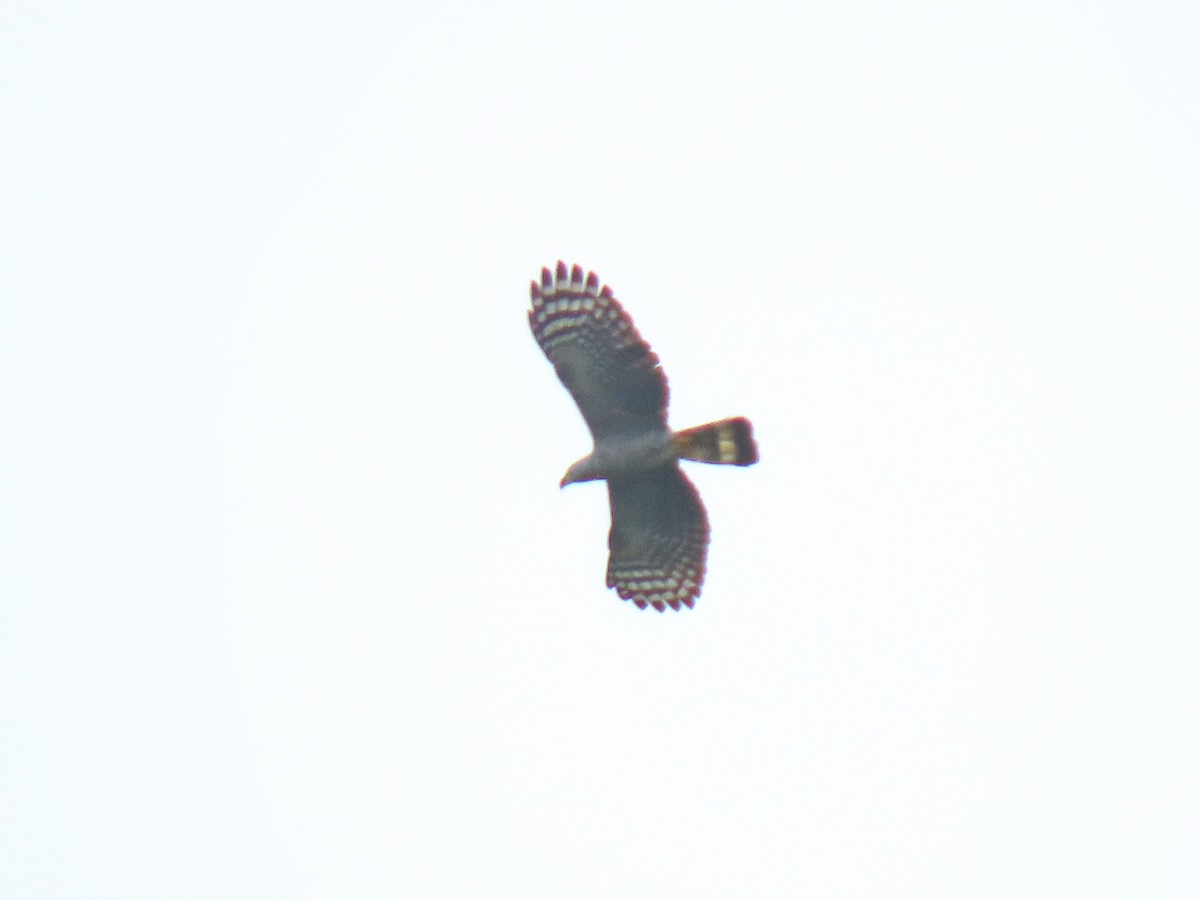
[673,417,758,466]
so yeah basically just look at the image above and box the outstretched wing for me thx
[606,466,709,612]
[529,261,667,440]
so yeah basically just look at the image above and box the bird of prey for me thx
[528,261,758,612]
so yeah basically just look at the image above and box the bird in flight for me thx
[529,261,758,612]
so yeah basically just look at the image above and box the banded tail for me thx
[672,417,758,466]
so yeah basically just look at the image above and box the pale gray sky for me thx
[2,2,1197,897]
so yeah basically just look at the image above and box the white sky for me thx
[2,1,1197,897]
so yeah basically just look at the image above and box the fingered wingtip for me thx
[534,261,614,302]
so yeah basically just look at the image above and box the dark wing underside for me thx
[529,262,667,441]
[606,466,710,611]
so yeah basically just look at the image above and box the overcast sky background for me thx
[2,2,1197,897]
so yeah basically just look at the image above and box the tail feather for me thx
[672,417,758,466]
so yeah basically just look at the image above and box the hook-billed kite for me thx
[529,262,758,612]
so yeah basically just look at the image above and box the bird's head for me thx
[560,455,601,488]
